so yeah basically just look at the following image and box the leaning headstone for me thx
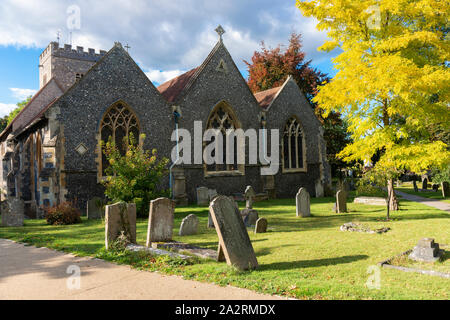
[336,190,347,213]
[146,198,175,245]
[179,214,199,236]
[105,202,136,250]
[409,238,443,263]
[296,188,311,217]
[1,198,24,227]
[422,178,428,190]
[87,197,103,220]
[254,218,268,234]
[209,196,258,270]
[196,187,209,205]
[441,181,449,198]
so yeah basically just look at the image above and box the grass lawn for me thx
[397,182,450,204]
[0,195,449,300]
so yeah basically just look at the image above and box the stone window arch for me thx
[204,101,244,176]
[282,116,307,172]
[98,101,140,177]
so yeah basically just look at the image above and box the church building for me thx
[0,27,331,217]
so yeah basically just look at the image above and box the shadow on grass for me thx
[260,254,369,271]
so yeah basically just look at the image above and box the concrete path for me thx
[395,190,450,212]
[0,239,283,300]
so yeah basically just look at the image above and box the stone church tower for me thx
[39,42,106,90]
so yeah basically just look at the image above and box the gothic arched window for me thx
[282,117,306,172]
[205,101,242,174]
[99,102,139,176]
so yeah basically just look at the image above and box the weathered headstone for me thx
[336,190,347,213]
[241,187,259,226]
[442,181,449,198]
[243,210,259,226]
[422,178,428,190]
[196,187,209,205]
[146,198,175,245]
[87,197,103,220]
[244,186,256,209]
[208,189,218,201]
[209,196,258,270]
[296,188,311,217]
[254,218,268,234]
[207,212,215,228]
[179,214,199,236]
[105,202,136,250]
[409,238,443,263]
[1,198,24,227]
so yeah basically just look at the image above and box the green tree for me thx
[298,0,450,211]
[101,133,169,217]
[7,96,32,125]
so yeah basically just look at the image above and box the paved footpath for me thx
[395,190,450,212]
[0,239,284,300]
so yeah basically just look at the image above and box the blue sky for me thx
[0,0,338,116]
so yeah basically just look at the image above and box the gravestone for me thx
[179,214,199,236]
[207,212,215,228]
[1,198,24,227]
[241,186,259,226]
[432,184,439,192]
[442,181,449,198]
[409,238,443,263]
[208,189,218,201]
[413,180,419,192]
[209,196,258,270]
[105,202,136,250]
[196,187,209,205]
[336,190,347,213]
[422,178,428,190]
[244,186,256,209]
[87,197,103,220]
[296,188,311,217]
[146,198,175,245]
[254,218,268,234]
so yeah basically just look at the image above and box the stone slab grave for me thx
[254,218,268,234]
[196,187,210,206]
[335,190,348,213]
[209,196,258,270]
[151,241,218,260]
[146,197,175,246]
[296,187,311,217]
[105,202,136,250]
[127,243,192,261]
[241,186,259,226]
[179,214,199,236]
[442,181,449,198]
[87,197,104,220]
[340,222,390,234]
[353,197,387,206]
[409,238,443,263]
[1,198,24,227]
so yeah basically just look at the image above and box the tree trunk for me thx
[387,179,399,212]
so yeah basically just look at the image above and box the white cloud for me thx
[9,88,37,101]
[145,69,186,86]
[0,103,17,117]
[0,0,335,74]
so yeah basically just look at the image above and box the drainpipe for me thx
[169,107,181,200]
[260,111,271,166]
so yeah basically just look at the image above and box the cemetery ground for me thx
[0,194,448,300]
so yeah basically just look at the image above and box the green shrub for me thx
[45,202,82,225]
[101,133,169,217]
[356,182,387,198]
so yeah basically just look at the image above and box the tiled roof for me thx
[254,86,282,109]
[0,78,64,139]
[157,67,199,103]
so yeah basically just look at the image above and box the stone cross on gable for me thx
[125,44,131,52]
[215,25,226,41]
[244,186,256,209]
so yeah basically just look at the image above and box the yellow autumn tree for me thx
[297,0,450,211]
